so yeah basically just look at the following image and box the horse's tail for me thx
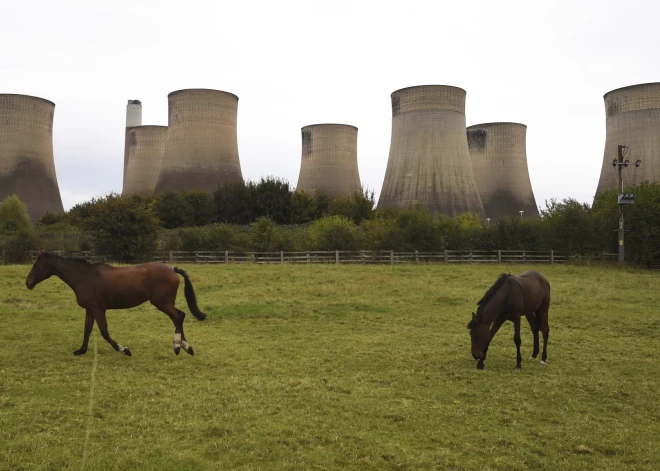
[173,267,207,320]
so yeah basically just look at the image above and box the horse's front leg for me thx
[73,309,95,356]
[478,317,506,370]
[513,317,522,369]
[93,309,132,356]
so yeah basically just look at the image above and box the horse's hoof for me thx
[540,360,547,366]
[515,366,522,370]
[529,356,537,361]
[123,347,132,357]
[73,349,87,356]
[476,363,484,370]
[185,346,194,356]
[174,346,181,356]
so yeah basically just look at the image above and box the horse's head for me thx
[467,311,490,361]
[26,250,53,290]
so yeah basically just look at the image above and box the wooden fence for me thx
[1,249,583,265]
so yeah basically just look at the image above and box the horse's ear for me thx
[467,319,475,330]
[472,312,476,319]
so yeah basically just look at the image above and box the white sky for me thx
[2,0,659,211]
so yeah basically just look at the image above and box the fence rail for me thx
[0,249,592,265]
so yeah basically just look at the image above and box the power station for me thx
[296,124,362,197]
[377,85,484,218]
[0,94,64,221]
[123,100,142,185]
[467,122,539,220]
[154,89,243,194]
[596,82,660,194]
[122,125,168,196]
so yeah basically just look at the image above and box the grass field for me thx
[1,263,659,470]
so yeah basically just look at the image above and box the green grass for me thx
[1,263,659,470]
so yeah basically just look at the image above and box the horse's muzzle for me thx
[26,281,35,290]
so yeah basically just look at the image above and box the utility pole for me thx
[617,145,625,265]
[613,144,641,265]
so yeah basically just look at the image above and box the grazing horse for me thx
[25,251,207,357]
[467,271,550,370]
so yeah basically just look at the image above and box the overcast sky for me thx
[2,0,659,211]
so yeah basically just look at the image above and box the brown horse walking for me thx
[467,271,550,370]
[25,251,207,357]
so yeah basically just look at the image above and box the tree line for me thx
[2,178,660,267]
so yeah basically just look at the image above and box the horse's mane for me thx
[476,273,511,316]
[43,252,95,266]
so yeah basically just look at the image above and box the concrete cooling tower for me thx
[123,100,142,184]
[154,89,243,194]
[596,82,660,194]
[377,85,484,218]
[122,126,167,196]
[296,124,362,198]
[0,94,64,221]
[467,122,539,220]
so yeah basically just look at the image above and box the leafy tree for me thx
[0,195,31,234]
[181,190,214,226]
[309,215,361,250]
[81,194,161,262]
[290,191,318,224]
[153,191,193,228]
[328,189,375,224]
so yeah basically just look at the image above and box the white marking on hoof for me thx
[529,356,537,361]
[173,333,181,350]
[181,340,190,352]
[118,344,125,353]
[540,360,547,366]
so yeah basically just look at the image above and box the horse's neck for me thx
[50,258,90,291]
[481,284,509,325]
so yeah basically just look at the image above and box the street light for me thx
[486,217,491,228]
[519,210,524,220]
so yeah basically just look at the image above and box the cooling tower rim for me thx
[467,122,527,129]
[301,123,358,131]
[391,84,466,96]
[603,82,660,99]
[168,88,239,100]
[126,125,168,131]
[0,93,55,106]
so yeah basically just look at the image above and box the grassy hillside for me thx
[1,264,658,470]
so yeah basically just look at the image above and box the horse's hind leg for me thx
[155,303,193,356]
[73,309,95,356]
[93,310,131,356]
[525,312,540,361]
[176,308,194,355]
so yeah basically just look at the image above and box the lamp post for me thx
[519,210,524,220]
[486,217,491,228]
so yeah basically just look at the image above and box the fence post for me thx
[280,251,284,264]
[1,249,4,265]
[335,250,339,265]
[497,250,502,264]
[224,250,229,264]
[523,250,526,262]
[469,251,473,262]
[415,250,419,263]
[550,250,554,264]
[390,250,394,265]
[444,250,448,263]
[307,252,310,264]
[169,250,173,264]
